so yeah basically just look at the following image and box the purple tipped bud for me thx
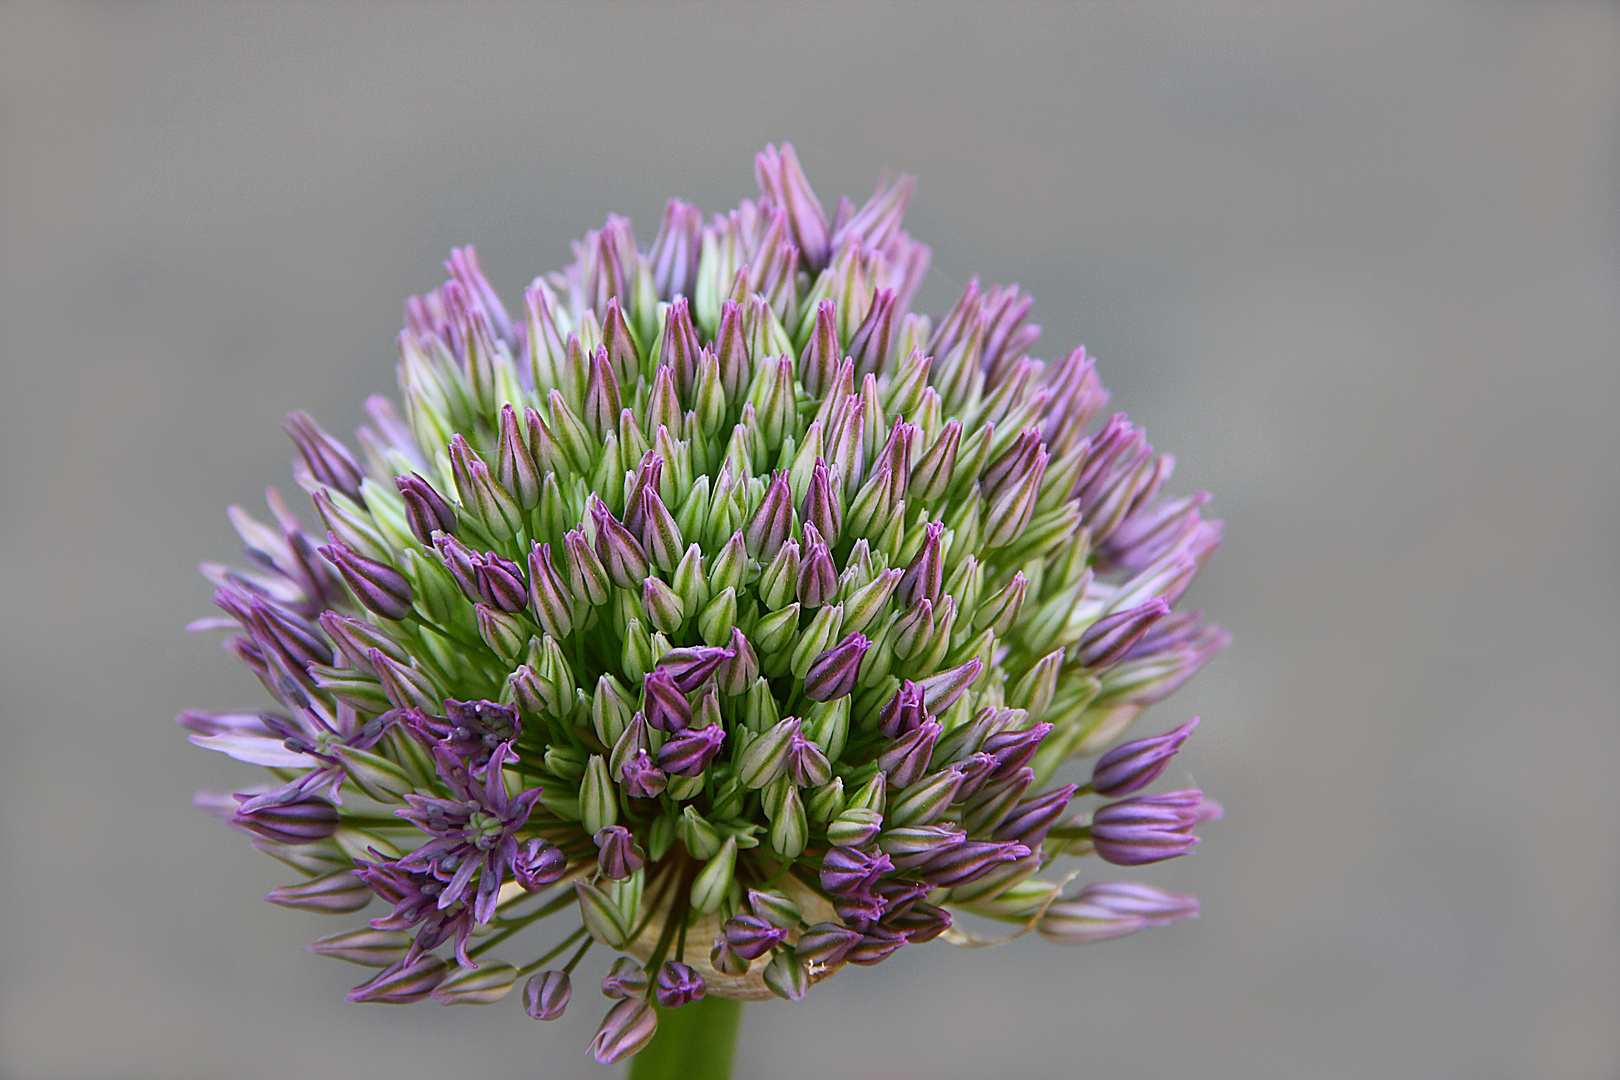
[303,927,410,967]
[757,143,830,271]
[878,720,942,789]
[563,528,611,607]
[710,936,750,977]
[527,543,574,639]
[885,901,952,943]
[784,731,833,787]
[897,521,946,609]
[1076,599,1172,668]
[233,797,339,845]
[723,914,790,960]
[657,723,726,777]
[346,956,448,1003]
[600,958,649,1000]
[763,950,811,1000]
[474,556,528,614]
[590,999,658,1065]
[878,680,929,738]
[744,471,795,562]
[593,826,646,881]
[918,839,1030,889]
[953,752,1000,800]
[916,658,982,713]
[660,297,704,400]
[797,537,839,608]
[795,921,862,966]
[657,646,734,693]
[1081,881,1201,928]
[716,628,758,696]
[1092,717,1200,797]
[641,669,692,732]
[590,498,651,590]
[800,457,844,544]
[395,473,457,543]
[319,539,414,620]
[879,824,965,869]
[265,869,371,913]
[845,926,910,966]
[285,410,365,503]
[620,749,667,799]
[803,632,872,702]
[514,838,568,891]
[991,784,1078,846]
[1091,789,1204,865]
[848,288,897,378]
[524,970,571,1020]
[819,845,894,896]
[982,721,1054,780]
[655,962,706,1008]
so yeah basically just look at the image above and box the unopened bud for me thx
[432,961,518,1006]
[524,970,571,1020]
[589,998,659,1065]
[1091,717,1199,797]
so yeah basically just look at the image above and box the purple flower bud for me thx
[593,826,646,881]
[523,970,571,1020]
[395,472,457,544]
[513,838,568,891]
[319,537,414,620]
[474,555,528,614]
[496,403,541,509]
[803,632,872,702]
[784,731,833,787]
[715,627,758,696]
[302,927,410,967]
[723,914,790,960]
[590,497,650,590]
[1036,898,1145,945]
[879,824,965,869]
[797,535,839,608]
[849,288,897,378]
[795,921,863,967]
[657,723,726,777]
[952,751,1000,801]
[1076,598,1171,668]
[641,669,692,732]
[918,839,1029,889]
[845,926,910,966]
[655,961,706,1008]
[884,901,952,943]
[878,719,942,789]
[1091,717,1200,797]
[820,845,894,896]
[1091,789,1204,866]
[526,542,574,639]
[265,868,371,913]
[600,957,650,1000]
[620,749,667,799]
[877,679,928,738]
[346,955,448,1003]
[991,784,1078,847]
[285,410,365,503]
[233,796,339,845]
[747,889,803,928]
[656,646,734,693]
[563,527,610,607]
[745,471,794,561]
[800,456,844,544]
[961,767,1035,835]
[1074,881,1201,928]
[756,143,830,271]
[982,721,1054,780]
[710,935,750,976]
[590,999,658,1065]
[897,521,945,609]
[916,658,983,714]
[660,296,703,399]
[432,533,483,600]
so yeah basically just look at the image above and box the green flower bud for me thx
[886,768,963,827]
[764,949,810,1002]
[576,880,631,948]
[767,781,808,859]
[827,807,883,848]
[580,754,618,834]
[806,777,846,823]
[690,835,738,914]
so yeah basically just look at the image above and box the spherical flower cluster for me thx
[182,144,1229,1064]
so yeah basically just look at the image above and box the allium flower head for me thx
[183,143,1228,1065]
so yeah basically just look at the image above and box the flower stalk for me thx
[629,996,743,1080]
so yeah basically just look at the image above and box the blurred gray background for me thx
[3,3,1617,1079]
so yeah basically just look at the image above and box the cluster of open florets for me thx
[183,144,1228,1064]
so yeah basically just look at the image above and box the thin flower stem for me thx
[515,925,588,977]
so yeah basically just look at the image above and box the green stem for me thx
[627,996,743,1080]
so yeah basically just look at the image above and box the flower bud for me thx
[982,721,1054,780]
[524,970,571,1020]
[265,868,371,913]
[319,538,414,621]
[346,956,448,1003]
[658,723,726,777]
[286,410,366,502]
[827,806,884,848]
[767,782,808,858]
[432,961,519,1005]
[640,576,684,634]
[526,543,574,639]
[803,632,872,702]
[1091,789,1204,865]
[394,473,457,544]
[1076,598,1171,668]
[795,921,862,967]
[303,927,410,967]
[1091,717,1199,797]
[234,797,339,846]
[514,838,568,891]
[845,926,909,966]
[655,961,706,1008]
[916,658,982,713]
[897,521,945,609]
[763,949,810,1002]
[992,784,1078,847]
[877,719,941,789]
[590,497,651,590]
[564,527,611,607]
[590,999,659,1065]
[711,936,750,976]
[576,880,631,948]
[658,645,734,692]
[642,669,692,733]
[738,717,801,789]
[745,470,794,561]
[619,749,667,799]
[918,838,1029,889]
[690,835,738,914]
[885,767,964,827]
[819,845,893,896]
[580,755,618,834]
[594,825,646,881]
[601,957,650,1000]
[716,628,758,695]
